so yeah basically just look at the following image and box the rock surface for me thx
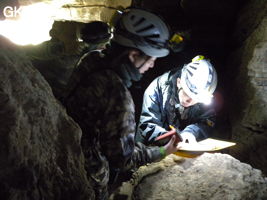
[18,0,132,23]
[0,36,93,200]
[115,153,267,200]
[226,0,267,175]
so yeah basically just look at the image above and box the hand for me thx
[163,135,179,155]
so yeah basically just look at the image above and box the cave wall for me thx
[18,0,131,23]
[226,0,267,174]
[0,36,94,199]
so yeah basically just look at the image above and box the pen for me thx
[155,125,183,142]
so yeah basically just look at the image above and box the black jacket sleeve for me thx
[181,104,216,140]
[136,77,169,145]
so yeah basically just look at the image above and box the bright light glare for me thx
[201,96,212,105]
[198,91,213,105]
[0,3,57,45]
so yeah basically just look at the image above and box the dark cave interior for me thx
[0,0,266,199]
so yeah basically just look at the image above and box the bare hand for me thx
[163,135,180,155]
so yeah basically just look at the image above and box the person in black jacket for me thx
[136,55,218,146]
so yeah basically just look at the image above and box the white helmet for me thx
[180,55,218,104]
[113,8,170,57]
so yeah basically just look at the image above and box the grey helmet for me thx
[113,8,170,57]
[180,55,218,104]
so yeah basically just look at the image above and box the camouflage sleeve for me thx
[97,71,163,170]
[127,140,163,170]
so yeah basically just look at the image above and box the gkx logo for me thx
[3,6,22,18]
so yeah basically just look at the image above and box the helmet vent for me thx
[144,34,160,39]
[185,75,198,95]
[186,69,193,76]
[133,17,145,27]
[188,65,197,70]
[113,8,170,57]
[136,24,155,33]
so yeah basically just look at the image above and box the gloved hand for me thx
[163,135,180,155]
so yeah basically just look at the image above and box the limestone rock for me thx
[18,0,132,23]
[226,0,267,175]
[0,35,93,200]
[133,153,267,200]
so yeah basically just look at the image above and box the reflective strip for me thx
[192,55,205,62]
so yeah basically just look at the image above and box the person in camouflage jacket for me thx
[63,8,179,200]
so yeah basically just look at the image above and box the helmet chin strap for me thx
[136,61,146,70]
[136,57,151,70]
